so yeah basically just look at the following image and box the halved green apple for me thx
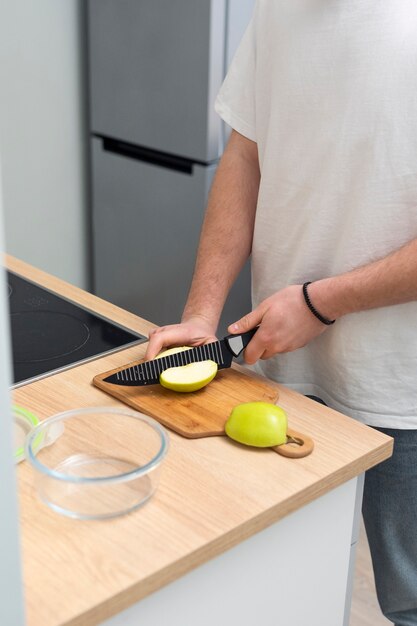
[225,402,288,447]
[156,346,218,392]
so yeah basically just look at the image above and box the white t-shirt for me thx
[215,0,417,428]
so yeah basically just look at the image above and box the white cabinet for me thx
[101,478,361,626]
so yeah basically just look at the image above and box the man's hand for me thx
[145,316,218,360]
[228,285,328,365]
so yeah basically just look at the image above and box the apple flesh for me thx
[156,346,218,392]
[154,346,190,359]
[225,402,288,447]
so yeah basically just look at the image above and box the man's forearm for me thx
[309,237,417,320]
[182,130,260,328]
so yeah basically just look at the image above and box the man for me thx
[146,2,417,623]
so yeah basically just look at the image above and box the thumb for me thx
[228,308,263,334]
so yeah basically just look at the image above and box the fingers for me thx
[243,329,269,364]
[145,325,188,360]
[145,322,217,360]
[228,308,266,365]
[228,308,263,335]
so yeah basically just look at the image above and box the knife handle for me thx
[224,327,259,357]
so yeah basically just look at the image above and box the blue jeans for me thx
[362,427,417,626]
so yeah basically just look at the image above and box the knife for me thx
[103,328,258,386]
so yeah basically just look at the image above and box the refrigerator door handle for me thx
[100,135,197,175]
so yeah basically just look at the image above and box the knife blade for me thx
[103,327,258,386]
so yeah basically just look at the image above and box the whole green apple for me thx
[225,402,288,447]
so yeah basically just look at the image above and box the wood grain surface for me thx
[5,255,394,626]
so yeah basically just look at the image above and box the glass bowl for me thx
[25,407,169,520]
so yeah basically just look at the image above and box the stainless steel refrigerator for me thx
[87,0,255,334]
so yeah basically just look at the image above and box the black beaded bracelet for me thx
[302,282,335,326]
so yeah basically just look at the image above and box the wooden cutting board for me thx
[93,359,280,438]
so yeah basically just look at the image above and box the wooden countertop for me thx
[7,255,393,626]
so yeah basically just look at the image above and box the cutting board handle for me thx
[272,428,314,458]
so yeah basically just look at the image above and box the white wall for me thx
[0,0,88,289]
[0,159,25,625]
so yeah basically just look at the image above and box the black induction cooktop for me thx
[7,271,146,387]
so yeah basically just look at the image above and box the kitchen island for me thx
[9,256,392,626]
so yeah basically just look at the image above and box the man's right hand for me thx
[145,316,218,360]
